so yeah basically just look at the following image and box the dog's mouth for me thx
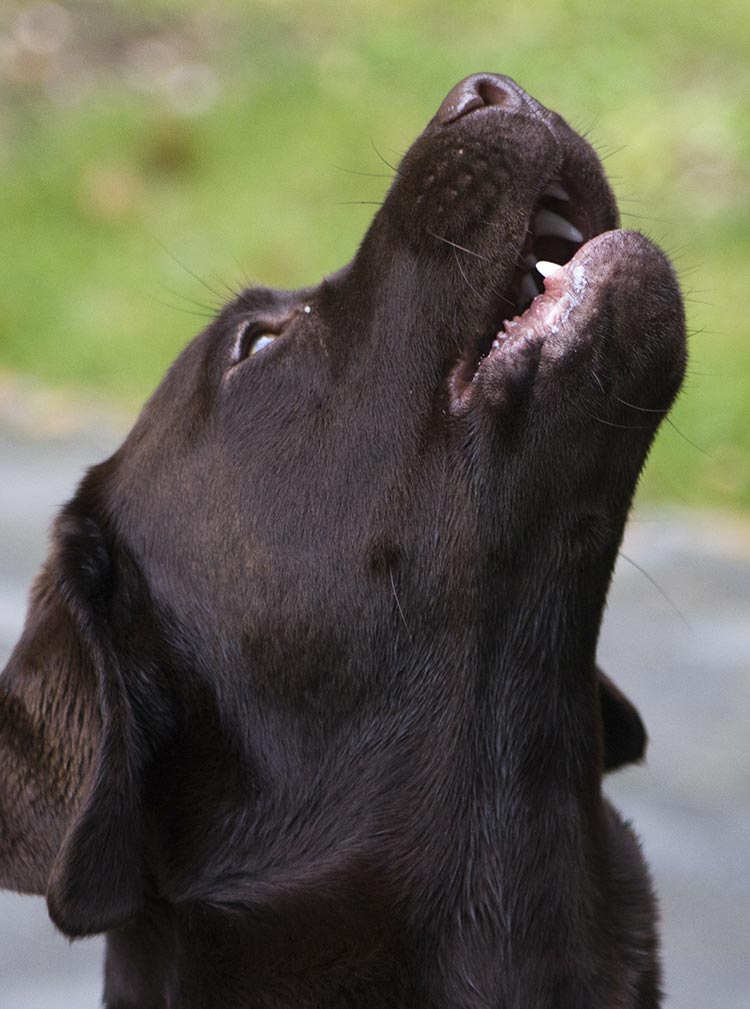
[449,162,613,407]
[507,171,593,313]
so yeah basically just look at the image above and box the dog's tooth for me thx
[534,208,583,243]
[543,181,570,201]
[521,273,539,304]
[535,260,563,278]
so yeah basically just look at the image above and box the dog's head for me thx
[0,75,684,941]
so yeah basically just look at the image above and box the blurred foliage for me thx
[0,0,749,507]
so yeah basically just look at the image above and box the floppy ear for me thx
[0,499,156,937]
[597,665,647,771]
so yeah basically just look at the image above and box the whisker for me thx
[619,210,673,226]
[588,372,706,456]
[149,296,216,321]
[329,164,394,179]
[428,230,515,311]
[426,230,491,261]
[595,143,628,162]
[369,138,401,175]
[664,416,713,457]
[454,243,484,298]
[616,400,668,414]
[573,113,602,142]
[229,255,255,292]
[211,273,247,304]
[618,552,690,628]
[451,244,486,303]
[590,369,670,414]
[157,283,221,315]
[583,411,654,430]
[150,236,228,303]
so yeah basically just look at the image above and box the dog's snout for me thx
[436,73,529,125]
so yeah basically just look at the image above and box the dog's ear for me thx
[0,495,160,937]
[598,666,647,771]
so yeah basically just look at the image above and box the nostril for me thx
[436,74,526,125]
[476,80,516,109]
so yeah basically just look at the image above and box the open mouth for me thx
[450,162,612,406]
[507,172,592,313]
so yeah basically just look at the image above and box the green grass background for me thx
[1,0,748,507]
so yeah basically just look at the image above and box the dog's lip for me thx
[491,240,593,348]
[495,229,636,338]
[448,230,631,411]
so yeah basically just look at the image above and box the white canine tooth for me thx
[543,181,570,201]
[521,273,539,304]
[534,208,583,243]
[535,260,563,278]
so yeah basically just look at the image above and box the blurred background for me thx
[0,0,748,1006]
[0,0,749,502]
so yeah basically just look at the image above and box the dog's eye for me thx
[248,333,277,355]
[231,322,280,365]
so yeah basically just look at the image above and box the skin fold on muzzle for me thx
[0,73,685,1009]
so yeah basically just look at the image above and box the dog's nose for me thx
[436,74,529,125]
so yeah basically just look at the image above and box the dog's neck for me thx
[389,558,614,995]
[101,556,621,1008]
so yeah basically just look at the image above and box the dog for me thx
[0,74,685,1007]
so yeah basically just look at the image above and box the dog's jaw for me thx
[364,75,684,438]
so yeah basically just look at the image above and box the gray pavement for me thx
[0,420,748,1008]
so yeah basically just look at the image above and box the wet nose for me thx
[436,74,531,125]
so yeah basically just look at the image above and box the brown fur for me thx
[0,74,685,1007]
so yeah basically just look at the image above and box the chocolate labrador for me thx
[0,74,685,1007]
